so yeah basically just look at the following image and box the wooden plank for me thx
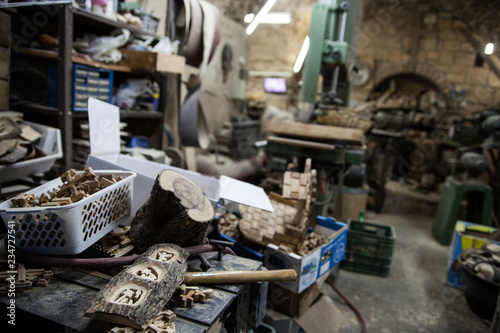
[0,47,8,79]
[0,12,10,47]
[118,49,185,74]
[0,79,8,111]
[267,136,336,150]
[265,121,365,144]
[156,54,185,74]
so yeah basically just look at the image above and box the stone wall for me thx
[216,0,500,116]
[349,4,500,114]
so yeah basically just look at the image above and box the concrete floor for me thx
[321,181,492,333]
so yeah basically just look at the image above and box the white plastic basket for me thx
[0,121,63,183]
[0,170,136,255]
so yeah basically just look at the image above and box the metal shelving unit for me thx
[2,1,175,168]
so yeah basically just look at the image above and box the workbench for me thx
[0,252,267,332]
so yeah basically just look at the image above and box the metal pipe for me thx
[13,244,235,268]
[339,11,348,42]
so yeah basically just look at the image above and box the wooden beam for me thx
[264,120,365,144]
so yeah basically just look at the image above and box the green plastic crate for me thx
[341,260,392,277]
[341,220,396,277]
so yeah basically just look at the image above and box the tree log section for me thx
[85,244,188,329]
[130,170,215,252]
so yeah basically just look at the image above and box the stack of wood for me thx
[94,226,134,257]
[0,264,53,296]
[0,114,48,165]
[298,232,328,257]
[9,167,123,207]
[239,159,325,254]
[217,213,241,239]
[316,108,372,132]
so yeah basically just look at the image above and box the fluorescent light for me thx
[293,36,310,73]
[485,43,494,55]
[246,0,277,35]
[244,12,291,24]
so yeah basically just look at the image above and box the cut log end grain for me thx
[158,170,214,222]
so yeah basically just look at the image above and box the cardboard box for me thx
[118,49,185,74]
[85,98,273,225]
[264,216,347,293]
[447,220,500,287]
[266,294,346,333]
[267,273,328,317]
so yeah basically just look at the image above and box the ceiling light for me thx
[485,43,494,55]
[246,0,277,35]
[293,36,310,73]
[244,12,291,24]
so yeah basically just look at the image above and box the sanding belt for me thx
[178,0,221,149]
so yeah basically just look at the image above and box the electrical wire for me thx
[326,277,367,333]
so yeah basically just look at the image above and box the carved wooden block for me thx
[85,244,188,329]
[177,285,214,308]
[9,166,127,207]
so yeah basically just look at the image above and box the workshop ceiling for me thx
[211,0,500,46]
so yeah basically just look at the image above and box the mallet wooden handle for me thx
[183,269,297,284]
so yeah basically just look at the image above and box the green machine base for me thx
[432,176,492,246]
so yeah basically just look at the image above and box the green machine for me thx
[432,112,500,245]
[265,0,366,221]
[300,0,364,109]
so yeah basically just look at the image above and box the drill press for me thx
[265,0,366,221]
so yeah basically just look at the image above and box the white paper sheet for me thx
[88,98,121,156]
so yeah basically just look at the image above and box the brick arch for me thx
[373,62,452,98]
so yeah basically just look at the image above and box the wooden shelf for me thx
[18,103,164,119]
[72,110,163,119]
[72,7,162,40]
[17,103,60,116]
[18,48,134,72]
[120,111,163,119]
[0,2,161,39]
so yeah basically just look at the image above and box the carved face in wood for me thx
[173,178,205,210]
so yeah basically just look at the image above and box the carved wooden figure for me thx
[85,244,188,329]
[129,170,215,252]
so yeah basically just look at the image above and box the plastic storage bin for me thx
[0,170,136,255]
[48,64,113,111]
[341,220,396,277]
[73,65,113,111]
[0,121,62,183]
